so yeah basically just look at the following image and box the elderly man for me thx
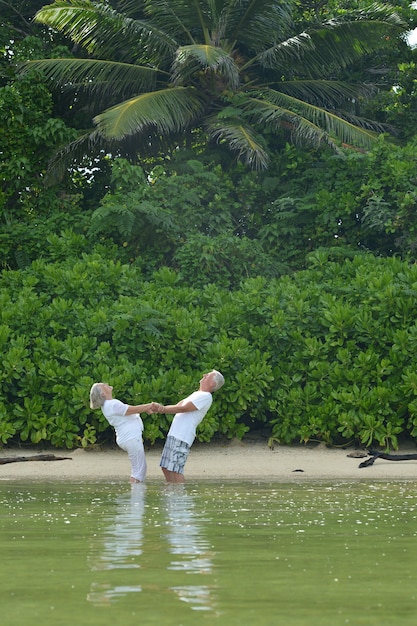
[158,370,225,483]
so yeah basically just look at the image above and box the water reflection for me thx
[162,484,217,612]
[86,484,217,612]
[87,483,145,605]
[3,482,417,625]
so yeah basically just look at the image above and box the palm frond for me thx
[172,44,239,89]
[94,87,205,139]
[256,4,407,74]
[34,0,176,63]
[339,2,406,29]
[30,0,407,172]
[206,116,269,169]
[22,58,161,97]
[143,0,210,44]
[227,0,293,48]
[244,92,382,150]
[44,128,111,184]
[243,32,314,71]
[45,126,191,184]
[306,22,407,74]
[273,80,373,108]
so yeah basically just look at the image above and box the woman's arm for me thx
[125,402,160,415]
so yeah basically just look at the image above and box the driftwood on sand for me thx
[359,449,417,468]
[0,454,72,465]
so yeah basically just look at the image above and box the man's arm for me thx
[158,401,197,414]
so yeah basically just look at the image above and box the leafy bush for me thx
[1,249,417,450]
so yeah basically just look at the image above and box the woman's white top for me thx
[102,399,144,445]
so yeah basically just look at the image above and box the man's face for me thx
[200,371,216,392]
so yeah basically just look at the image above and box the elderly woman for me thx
[90,382,159,483]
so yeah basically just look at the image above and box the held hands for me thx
[145,402,165,414]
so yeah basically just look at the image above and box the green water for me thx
[1,480,417,626]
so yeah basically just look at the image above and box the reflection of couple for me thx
[87,485,216,612]
[89,370,224,483]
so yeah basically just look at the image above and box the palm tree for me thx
[26,0,407,169]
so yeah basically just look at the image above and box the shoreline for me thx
[1,440,417,482]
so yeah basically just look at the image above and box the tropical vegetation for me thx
[1,251,417,451]
[1,0,417,451]
[27,0,407,169]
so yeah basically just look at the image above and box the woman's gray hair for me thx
[89,383,106,409]
[212,370,225,392]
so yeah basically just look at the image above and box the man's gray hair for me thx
[89,383,106,409]
[212,370,225,391]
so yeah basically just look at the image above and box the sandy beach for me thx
[1,439,417,482]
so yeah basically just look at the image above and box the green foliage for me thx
[82,137,417,288]
[379,61,417,140]
[88,157,286,283]
[28,0,407,170]
[356,137,417,255]
[263,252,417,450]
[0,63,83,269]
[263,137,417,262]
[1,0,417,457]
[2,250,417,451]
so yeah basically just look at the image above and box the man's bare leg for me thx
[162,467,185,483]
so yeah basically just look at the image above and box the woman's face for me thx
[100,383,113,400]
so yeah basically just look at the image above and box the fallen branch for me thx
[359,449,417,468]
[0,454,72,465]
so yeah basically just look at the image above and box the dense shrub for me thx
[1,249,417,450]
[84,141,417,292]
